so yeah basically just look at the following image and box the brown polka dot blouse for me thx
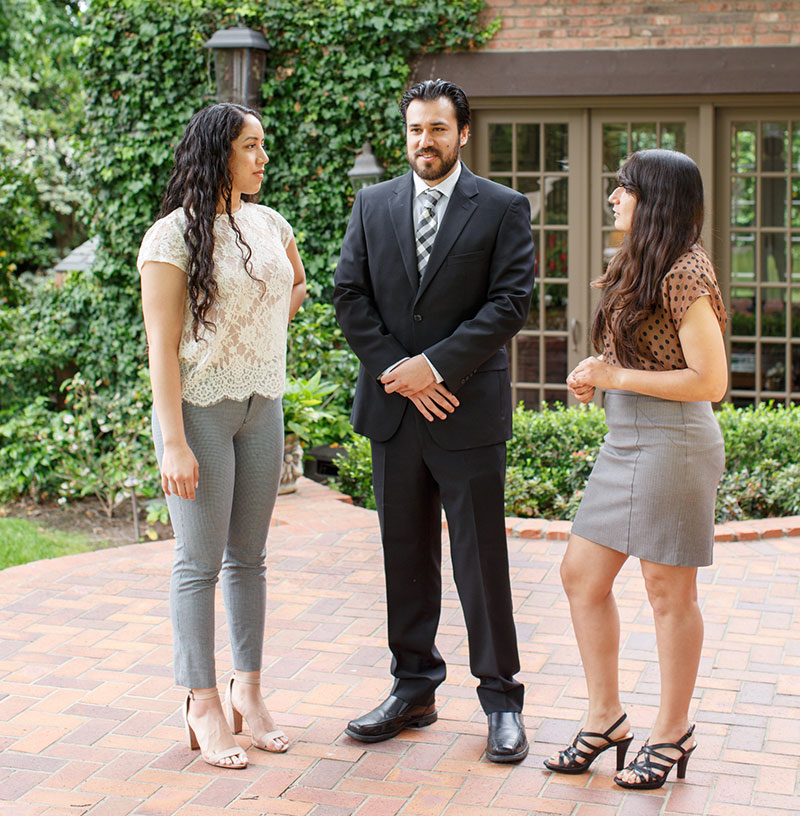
[601,246,727,372]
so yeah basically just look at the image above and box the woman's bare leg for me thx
[616,560,701,783]
[548,534,630,766]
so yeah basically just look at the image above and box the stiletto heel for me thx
[225,674,289,753]
[614,723,696,789]
[183,690,248,769]
[615,736,633,770]
[544,713,633,774]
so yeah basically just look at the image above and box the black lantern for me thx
[203,26,270,110]
[347,142,385,192]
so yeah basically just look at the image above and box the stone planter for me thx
[279,432,304,494]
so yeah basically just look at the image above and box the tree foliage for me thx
[0,0,86,297]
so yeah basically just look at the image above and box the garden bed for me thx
[0,496,172,551]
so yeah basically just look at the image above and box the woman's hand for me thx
[567,381,596,404]
[567,355,618,398]
[161,441,199,500]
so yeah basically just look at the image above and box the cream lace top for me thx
[137,203,294,406]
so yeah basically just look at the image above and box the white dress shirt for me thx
[411,160,462,233]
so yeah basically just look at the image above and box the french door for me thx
[474,111,587,408]
[716,110,800,406]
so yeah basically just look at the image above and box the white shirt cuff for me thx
[422,353,443,383]
[379,355,443,384]
[379,357,409,380]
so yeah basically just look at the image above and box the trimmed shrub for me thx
[334,403,608,520]
[504,402,607,519]
[716,401,800,473]
[333,402,800,522]
[331,433,375,511]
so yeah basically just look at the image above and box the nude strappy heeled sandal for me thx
[224,675,289,753]
[184,690,248,769]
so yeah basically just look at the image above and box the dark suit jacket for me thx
[333,165,535,451]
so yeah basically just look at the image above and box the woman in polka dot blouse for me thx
[544,150,727,790]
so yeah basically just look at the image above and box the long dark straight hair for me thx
[159,103,262,339]
[590,149,704,367]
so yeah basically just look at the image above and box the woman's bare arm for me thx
[567,296,727,403]
[286,238,306,321]
[140,260,199,499]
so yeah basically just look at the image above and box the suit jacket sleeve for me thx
[333,190,410,379]
[424,193,534,388]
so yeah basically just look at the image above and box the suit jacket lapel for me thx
[388,172,418,290]
[416,167,479,301]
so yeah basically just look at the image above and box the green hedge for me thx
[715,402,800,520]
[334,402,800,523]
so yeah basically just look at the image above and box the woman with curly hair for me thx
[138,103,306,769]
[544,149,727,789]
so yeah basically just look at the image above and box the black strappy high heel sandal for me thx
[544,713,633,774]
[614,723,696,790]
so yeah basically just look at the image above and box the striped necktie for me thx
[415,188,444,281]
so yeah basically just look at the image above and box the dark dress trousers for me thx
[333,165,535,713]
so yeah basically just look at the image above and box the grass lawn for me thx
[0,518,95,570]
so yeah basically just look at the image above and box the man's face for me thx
[405,96,469,185]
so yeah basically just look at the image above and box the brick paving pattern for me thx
[1,478,799,815]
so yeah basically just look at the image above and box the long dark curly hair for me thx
[159,103,263,339]
[590,149,704,367]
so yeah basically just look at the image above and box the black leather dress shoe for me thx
[345,695,437,743]
[486,711,529,763]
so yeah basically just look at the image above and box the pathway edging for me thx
[322,480,800,543]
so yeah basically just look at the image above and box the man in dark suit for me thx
[333,79,535,762]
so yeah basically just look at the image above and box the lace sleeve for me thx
[137,210,189,274]
[267,207,294,248]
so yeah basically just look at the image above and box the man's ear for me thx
[460,126,470,148]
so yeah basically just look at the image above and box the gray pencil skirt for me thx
[570,390,725,567]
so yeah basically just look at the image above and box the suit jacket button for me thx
[413,314,423,322]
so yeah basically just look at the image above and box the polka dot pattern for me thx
[602,247,727,371]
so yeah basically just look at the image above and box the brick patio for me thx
[1,478,799,815]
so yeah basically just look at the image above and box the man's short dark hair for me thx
[400,79,470,133]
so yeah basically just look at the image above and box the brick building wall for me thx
[482,0,800,51]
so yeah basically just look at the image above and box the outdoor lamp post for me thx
[347,142,385,192]
[203,26,270,109]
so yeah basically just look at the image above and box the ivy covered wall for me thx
[77,0,499,380]
[80,0,498,288]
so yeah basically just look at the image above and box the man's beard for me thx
[408,146,459,181]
